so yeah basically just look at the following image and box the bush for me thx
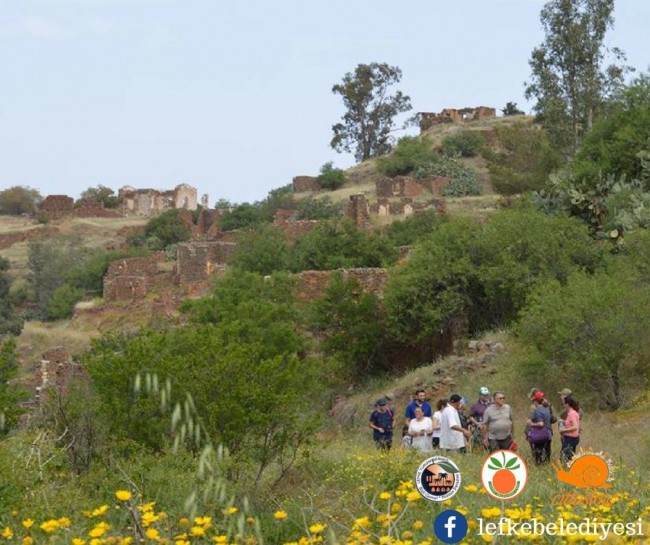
[376,136,438,177]
[295,196,343,220]
[484,122,562,195]
[441,131,485,157]
[0,186,42,215]
[502,102,525,116]
[414,157,481,197]
[230,225,290,275]
[129,210,191,249]
[383,210,446,247]
[318,162,347,190]
[46,284,84,320]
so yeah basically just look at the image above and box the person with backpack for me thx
[369,398,395,450]
[526,391,552,465]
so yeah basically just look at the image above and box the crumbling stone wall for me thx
[345,194,370,228]
[103,253,168,301]
[119,184,199,216]
[375,176,424,198]
[39,195,74,221]
[273,210,319,242]
[374,198,446,216]
[292,176,321,193]
[74,198,121,218]
[419,106,496,132]
[177,241,237,294]
[295,268,389,301]
[421,176,451,197]
[0,227,47,249]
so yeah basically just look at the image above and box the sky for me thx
[1,0,648,205]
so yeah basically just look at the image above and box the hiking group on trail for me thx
[368,386,581,464]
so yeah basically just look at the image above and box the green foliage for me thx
[570,74,650,182]
[130,210,191,249]
[414,157,481,197]
[230,225,290,275]
[308,273,387,376]
[331,62,412,162]
[383,210,446,247]
[0,185,42,215]
[26,236,89,319]
[290,219,398,271]
[46,284,85,320]
[87,271,325,479]
[525,0,630,154]
[515,268,650,410]
[441,131,485,158]
[294,196,342,221]
[0,257,24,338]
[0,338,26,433]
[78,184,119,208]
[376,136,438,177]
[318,162,347,190]
[483,122,563,195]
[502,102,525,116]
[384,208,601,344]
[218,202,270,231]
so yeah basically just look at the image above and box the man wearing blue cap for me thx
[369,398,395,450]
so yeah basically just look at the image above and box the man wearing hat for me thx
[440,394,471,453]
[369,398,395,450]
[481,391,514,453]
[469,386,493,427]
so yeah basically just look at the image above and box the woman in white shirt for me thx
[432,399,445,449]
[408,406,434,452]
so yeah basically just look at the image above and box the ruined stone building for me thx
[119,183,198,216]
[419,106,496,132]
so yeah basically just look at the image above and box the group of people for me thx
[368,386,581,463]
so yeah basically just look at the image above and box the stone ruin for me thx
[38,195,74,221]
[292,175,321,193]
[119,183,198,216]
[103,253,168,301]
[419,106,496,132]
[176,241,238,295]
[346,194,371,229]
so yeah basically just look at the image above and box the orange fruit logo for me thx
[481,450,528,501]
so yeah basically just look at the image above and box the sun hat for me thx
[479,386,491,396]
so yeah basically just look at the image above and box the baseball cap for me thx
[528,387,540,398]
[449,394,462,403]
[558,388,573,396]
[376,398,387,406]
[532,391,545,401]
[479,386,491,396]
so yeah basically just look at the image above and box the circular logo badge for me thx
[434,509,468,543]
[481,449,528,501]
[415,456,461,502]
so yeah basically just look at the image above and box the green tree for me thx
[0,186,42,215]
[525,0,630,154]
[376,136,438,177]
[309,273,387,376]
[331,63,412,163]
[383,210,446,247]
[295,196,342,221]
[502,102,525,116]
[441,131,485,158]
[483,122,563,195]
[230,225,290,275]
[318,162,347,190]
[78,185,119,208]
[130,210,191,249]
[218,202,269,232]
[46,284,84,320]
[515,269,650,409]
[0,338,27,433]
[290,219,398,271]
[0,257,24,337]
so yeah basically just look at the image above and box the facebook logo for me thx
[434,509,468,544]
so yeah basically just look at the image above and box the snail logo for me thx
[481,450,528,501]
[552,450,614,489]
[415,456,462,502]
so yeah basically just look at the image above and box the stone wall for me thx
[375,176,424,198]
[0,227,47,249]
[295,268,389,301]
[39,195,74,221]
[374,198,446,216]
[74,198,121,218]
[292,176,321,193]
[103,253,168,301]
[177,241,237,293]
[345,194,371,228]
[419,106,496,132]
[119,184,199,216]
[421,176,451,197]
[273,210,320,242]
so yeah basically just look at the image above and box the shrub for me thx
[383,210,446,247]
[230,225,290,275]
[318,162,347,190]
[0,185,41,215]
[295,196,343,220]
[414,157,481,197]
[502,101,525,116]
[441,131,485,157]
[376,136,438,177]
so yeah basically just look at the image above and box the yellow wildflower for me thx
[213,536,228,544]
[190,526,206,537]
[379,492,392,500]
[88,522,111,538]
[141,512,160,527]
[246,517,255,524]
[379,537,393,544]
[222,506,238,516]
[274,510,288,521]
[145,527,161,540]
[139,502,156,513]
[22,519,35,529]
[194,516,212,527]
[401,531,414,540]
[178,518,190,529]
[2,527,14,539]
[309,523,326,534]
[391,502,402,513]
[116,490,132,502]
[57,517,71,528]
[353,517,371,530]
[412,520,424,530]
[40,519,60,533]
[481,507,501,519]
[464,484,478,493]
[22,537,33,545]
[406,490,421,502]
[119,538,133,545]
[72,539,86,545]
[90,540,103,545]
[481,534,494,543]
